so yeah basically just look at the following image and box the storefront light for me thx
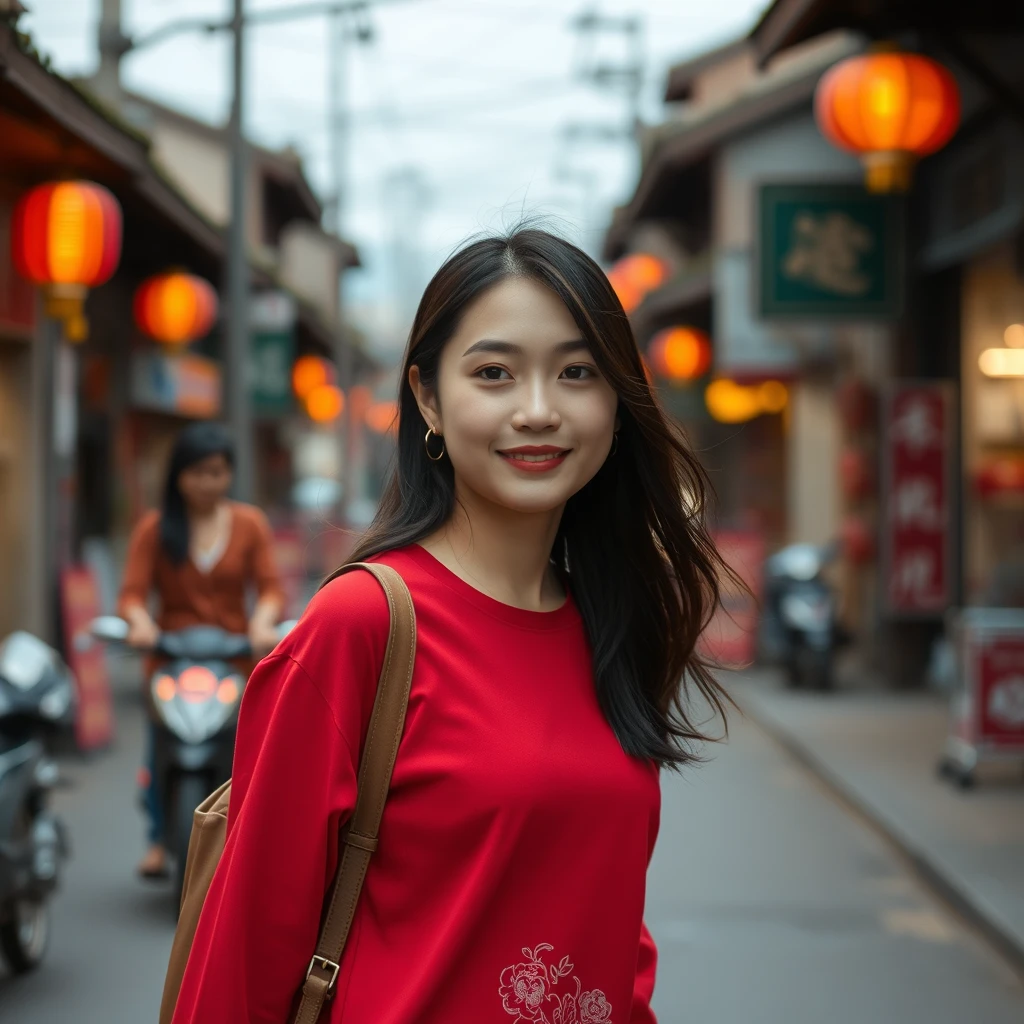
[1003,324,1024,348]
[706,378,789,423]
[979,348,1024,378]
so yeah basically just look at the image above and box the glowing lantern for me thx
[705,379,789,423]
[815,48,960,192]
[365,400,398,434]
[292,355,335,399]
[648,327,712,383]
[306,384,344,423]
[607,253,668,314]
[11,180,122,342]
[134,272,218,345]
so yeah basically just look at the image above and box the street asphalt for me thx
[1,668,1022,1023]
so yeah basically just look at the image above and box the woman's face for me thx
[410,276,619,516]
[177,453,233,514]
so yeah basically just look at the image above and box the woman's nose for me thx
[511,379,561,431]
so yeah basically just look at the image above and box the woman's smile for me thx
[497,444,572,472]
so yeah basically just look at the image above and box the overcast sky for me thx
[24,0,765,350]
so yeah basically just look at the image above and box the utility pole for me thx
[328,8,355,527]
[95,0,125,102]
[94,0,413,507]
[225,0,253,499]
[327,4,374,528]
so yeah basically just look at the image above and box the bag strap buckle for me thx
[306,955,341,997]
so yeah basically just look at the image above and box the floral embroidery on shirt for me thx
[499,943,613,1023]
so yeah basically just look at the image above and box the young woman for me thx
[172,229,732,1023]
[118,422,283,879]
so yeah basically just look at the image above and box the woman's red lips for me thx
[497,445,571,473]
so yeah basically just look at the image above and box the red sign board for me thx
[60,566,115,751]
[699,529,765,669]
[971,636,1024,749]
[881,382,955,616]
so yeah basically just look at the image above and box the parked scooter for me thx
[89,617,294,907]
[0,631,73,973]
[763,542,843,691]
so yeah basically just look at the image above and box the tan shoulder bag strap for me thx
[293,562,416,1024]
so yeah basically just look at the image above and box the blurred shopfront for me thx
[750,0,1024,682]
[605,31,894,666]
[0,22,371,652]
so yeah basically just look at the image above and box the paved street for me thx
[2,675,1023,1022]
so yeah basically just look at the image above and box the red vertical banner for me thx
[699,529,765,669]
[881,382,956,616]
[60,566,115,751]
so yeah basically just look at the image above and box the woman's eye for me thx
[478,366,511,381]
[561,364,595,381]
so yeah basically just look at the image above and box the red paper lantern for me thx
[839,515,875,565]
[134,272,218,346]
[648,327,712,383]
[836,378,877,434]
[815,49,960,192]
[839,448,874,502]
[11,180,122,341]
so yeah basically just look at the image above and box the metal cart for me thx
[938,607,1024,789]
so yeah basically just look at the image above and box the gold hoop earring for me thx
[424,427,446,461]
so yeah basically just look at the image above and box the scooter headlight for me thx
[151,669,242,743]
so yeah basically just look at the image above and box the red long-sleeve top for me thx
[173,543,660,1023]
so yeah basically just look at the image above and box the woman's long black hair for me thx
[329,228,735,769]
[160,422,235,564]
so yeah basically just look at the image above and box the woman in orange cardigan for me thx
[118,422,283,878]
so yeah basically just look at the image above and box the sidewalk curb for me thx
[741,695,1024,981]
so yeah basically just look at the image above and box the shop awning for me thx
[752,0,1024,66]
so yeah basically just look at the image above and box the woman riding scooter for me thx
[117,422,283,879]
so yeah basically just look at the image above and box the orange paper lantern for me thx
[306,384,344,423]
[648,327,712,383]
[292,355,336,399]
[134,272,218,345]
[365,400,399,434]
[11,180,122,341]
[607,253,668,314]
[815,49,960,192]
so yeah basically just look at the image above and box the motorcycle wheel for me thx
[0,897,50,973]
[172,774,208,915]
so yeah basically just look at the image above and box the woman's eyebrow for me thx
[462,338,590,357]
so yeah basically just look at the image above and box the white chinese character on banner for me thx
[891,549,936,601]
[891,398,940,452]
[892,477,942,530]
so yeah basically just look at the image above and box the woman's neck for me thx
[420,490,565,612]
[187,499,228,523]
